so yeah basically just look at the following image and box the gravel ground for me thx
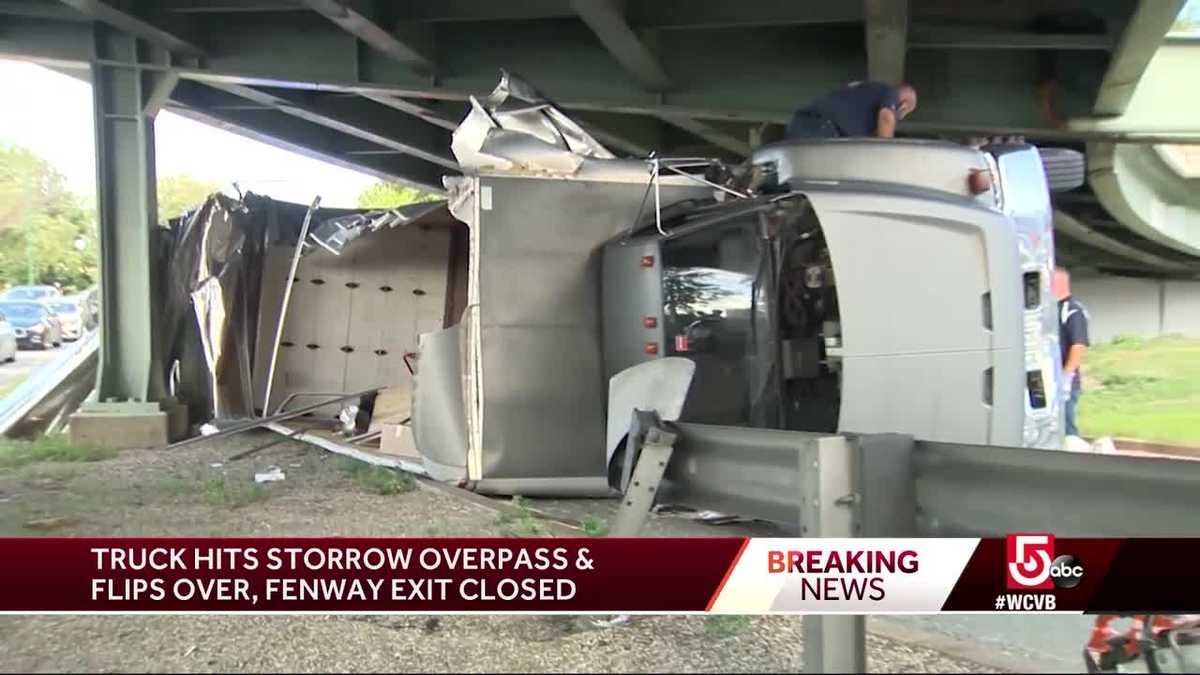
[0,432,1001,673]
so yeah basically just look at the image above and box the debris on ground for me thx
[254,465,286,483]
[22,515,79,531]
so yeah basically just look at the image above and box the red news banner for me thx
[0,538,741,612]
[0,537,1196,613]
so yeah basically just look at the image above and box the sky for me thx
[1178,0,1200,31]
[0,59,377,208]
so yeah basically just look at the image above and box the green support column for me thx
[70,26,186,448]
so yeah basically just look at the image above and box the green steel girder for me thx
[169,81,448,191]
[91,25,173,404]
[201,82,457,170]
[0,11,1116,135]
[59,0,205,57]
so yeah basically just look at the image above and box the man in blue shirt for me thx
[786,81,918,139]
[1054,266,1090,438]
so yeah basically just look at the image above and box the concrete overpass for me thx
[0,0,1197,418]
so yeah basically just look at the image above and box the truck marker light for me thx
[644,342,659,355]
[640,255,655,268]
[642,317,657,329]
[675,335,689,352]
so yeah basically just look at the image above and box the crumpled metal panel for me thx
[411,323,470,482]
[444,175,475,225]
[159,193,459,430]
[451,70,614,174]
[305,201,446,256]
[605,357,696,464]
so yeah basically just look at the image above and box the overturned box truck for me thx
[409,74,1068,497]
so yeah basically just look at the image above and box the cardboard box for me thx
[379,422,419,459]
[368,384,413,433]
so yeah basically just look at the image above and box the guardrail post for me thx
[610,418,678,537]
[801,435,866,673]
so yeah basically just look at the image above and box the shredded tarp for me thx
[156,193,459,428]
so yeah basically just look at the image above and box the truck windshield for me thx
[661,215,778,427]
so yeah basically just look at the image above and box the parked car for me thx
[46,298,85,341]
[4,285,62,301]
[0,311,18,363]
[0,301,62,349]
[79,286,100,331]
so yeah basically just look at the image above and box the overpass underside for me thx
[0,0,1197,418]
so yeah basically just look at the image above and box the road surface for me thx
[0,345,71,395]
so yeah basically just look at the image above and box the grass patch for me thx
[1079,335,1200,445]
[337,458,415,496]
[154,476,199,498]
[495,495,547,536]
[0,434,116,469]
[580,514,609,537]
[704,615,752,637]
[203,477,269,509]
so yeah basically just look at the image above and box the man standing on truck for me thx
[1054,266,1090,438]
[783,82,992,194]
[785,81,918,139]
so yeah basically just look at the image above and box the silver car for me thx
[46,298,85,341]
[0,311,17,364]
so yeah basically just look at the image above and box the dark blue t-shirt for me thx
[800,81,900,137]
[1059,296,1090,364]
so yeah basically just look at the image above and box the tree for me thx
[157,174,221,224]
[356,182,439,209]
[0,144,97,291]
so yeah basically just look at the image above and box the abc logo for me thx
[1049,554,1084,589]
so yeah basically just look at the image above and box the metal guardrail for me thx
[654,425,1200,539]
[620,422,1200,673]
[657,423,831,526]
[914,440,1200,537]
[0,332,99,438]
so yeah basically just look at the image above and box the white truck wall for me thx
[252,223,454,415]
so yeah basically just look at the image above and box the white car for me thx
[0,311,19,364]
[46,298,85,341]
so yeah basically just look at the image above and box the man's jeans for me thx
[786,112,840,139]
[1064,378,1082,437]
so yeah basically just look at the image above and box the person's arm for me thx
[1061,305,1090,385]
[876,107,896,138]
[1063,343,1087,380]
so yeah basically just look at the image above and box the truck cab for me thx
[602,139,1062,448]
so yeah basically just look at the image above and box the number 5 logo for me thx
[1006,534,1055,589]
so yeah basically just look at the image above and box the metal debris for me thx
[165,388,381,451]
[451,69,614,173]
[254,465,286,483]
